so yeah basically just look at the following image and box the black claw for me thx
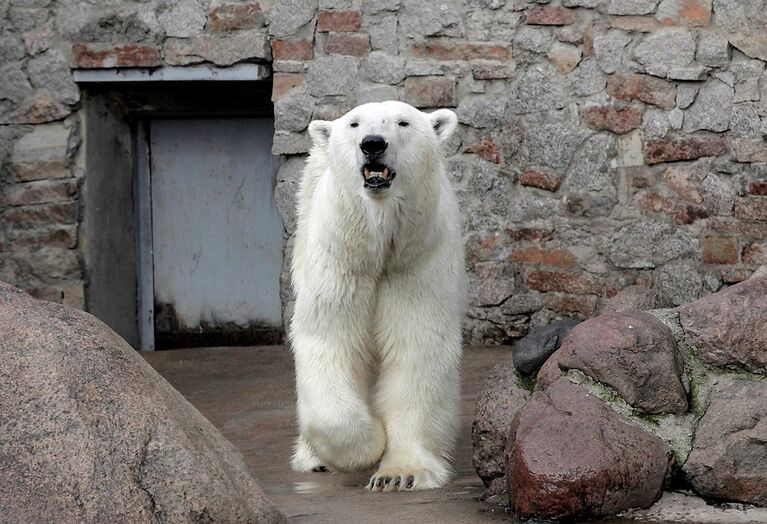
[384,476,392,485]
[376,478,384,488]
[312,466,328,473]
[406,475,415,489]
[394,477,401,486]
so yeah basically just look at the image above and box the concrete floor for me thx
[144,345,513,523]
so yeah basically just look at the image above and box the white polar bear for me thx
[289,101,467,492]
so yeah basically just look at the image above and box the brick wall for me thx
[1,0,765,344]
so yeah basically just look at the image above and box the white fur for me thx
[289,101,467,492]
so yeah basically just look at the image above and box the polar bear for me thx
[289,101,467,492]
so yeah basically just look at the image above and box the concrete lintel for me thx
[73,64,271,83]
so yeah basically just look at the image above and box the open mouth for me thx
[362,163,396,191]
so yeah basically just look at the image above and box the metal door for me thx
[145,118,282,349]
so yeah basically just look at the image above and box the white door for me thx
[148,118,282,348]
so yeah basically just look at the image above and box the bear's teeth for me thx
[364,167,371,178]
[382,167,389,179]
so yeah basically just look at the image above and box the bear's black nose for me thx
[360,135,388,156]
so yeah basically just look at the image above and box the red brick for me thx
[325,33,369,57]
[206,2,264,31]
[9,159,70,182]
[7,179,77,207]
[3,202,78,226]
[638,192,675,214]
[675,204,709,225]
[750,180,767,196]
[404,76,456,108]
[607,72,676,110]
[510,247,576,268]
[730,138,767,163]
[743,242,767,265]
[545,293,598,316]
[271,38,313,61]
[610,15,660,32]
[508,228,554,242]
[734,198,767,221]
[656,0,712,26]
[271,72,304,100]
[317,10,362,32]
[524,5,576,26]
[702,235,738,265]
[643,137,727,165]
[520,169,562,191]
[582,105,642,134]
[525,270,614,296]
[464,138,500,164]
[410,39,512,61]
[71,43,161,68]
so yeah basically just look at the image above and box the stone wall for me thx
[1,0,766,345]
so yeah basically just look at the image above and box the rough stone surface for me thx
[607,72,676,110]
[582,104,642,134]
[644,137,727,164]
[307,55,359,97]
[594,29,631,74]
[512,318,579,376]
[684,376,767,506]
[507,63,566,114]
[678,275,767,373]
[164,30,270,66]
[471,359,531,497]
[683,79,733,133]
[634,28,696,78]
[601,285,671,313]
[538,311,688,414]
[607,0,660,15]
[0,283,285,523]
[507,378,671,521]
[696,32,729,67]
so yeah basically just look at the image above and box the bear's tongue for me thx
[363,166,390,180]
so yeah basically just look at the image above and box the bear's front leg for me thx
[291,270,386,472]
[368,263,464,492]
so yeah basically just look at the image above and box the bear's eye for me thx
[350,122,359,128]
[398,121,409,127]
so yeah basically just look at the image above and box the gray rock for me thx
[655,261,702,306]
[457,94,507,128]
[158,0,207,37]
[471,358,532,495]
[0,34,26,63]
[362,0,400,14]
[360,51,405,85]
[274,155,306,236]
[164,30,270,66]
[465,8,520,41]
[356,84,399,104]
[26,50,79,105]
[0,63,32,105]
[712,0,751,32]
[307,55,359,97]
[0,283,286,523]
[643,107,670,139]
[634,28,696,78]
[366,15,398,54]
[731,54,764,103]
[668,107,683,129]
[507,188,561,223]
[696,32,730,67]
[607,0,660,15]
[594,29,631,74]
[11,123,68,164]
[667,65,708,81]
[684,376,767,505]
[599,219,674,270]
[602,286,671,313]
[272,131,311,155]
[700,172,735,215]
[274,91,314,133]
[676,84,698,109]
[507,63,566,114]
[514,25,554,54]
[469,260,515,307]
[513,318,579,376]
[268,0,317,37]
[561,133,617,216]
[683,79,733,132]
[567,58,607,97]
[731,103,762,137]
[399,0,463,38]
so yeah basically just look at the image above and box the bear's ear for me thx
[429,109,458,145]
[308,120,333,149]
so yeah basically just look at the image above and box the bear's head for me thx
[308,101,458,198]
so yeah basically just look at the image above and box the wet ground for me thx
[144,345,512,523]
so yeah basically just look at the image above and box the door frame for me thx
[133,120,155,351]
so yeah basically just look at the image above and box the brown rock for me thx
[8,159,70,182]
[404,76,456,108]
[582,104,643,134]
[743,242,767,265]
[734,198,767,222]
[610,15,660,32]
[325,33,370,57]
[471,359,531,496]
[537,311,688,414]
[3,202,78,226]
[675,204,709,225]
[507,378,671,520]
[544,293,598,316]
[508,228,553,242]
[656,0,712,26]
[70,43,161,68]
[730,138,767,163]
[471,60,514,80]
[510,247,575,268]
[271,72,304,100]
[525,270,615,297]
[409,39,512,61]
[547,43,581,74]
[271,38,313,61]
[684,377,767,506]
[317,10,362,32]
[0,283,286,523]
[702,235,738,265]
[464,138,501,163]
[164,30,271,66]
[607,72,677,110]
[524,5,576,26]
[601,285,671,313]
[206,2,264,31]
[678,275,767,372]
[643,137,727,165]
[520,169,562,191]
[663,164,703,204]
[750,180,767,196]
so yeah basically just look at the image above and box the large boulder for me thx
[678,275,767,373]
[512,318,579,376]
[471,359,531,498]
[537,311,688,414]
[0,282,285,523]
[507,378,672,521]
[684,376,767,506]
